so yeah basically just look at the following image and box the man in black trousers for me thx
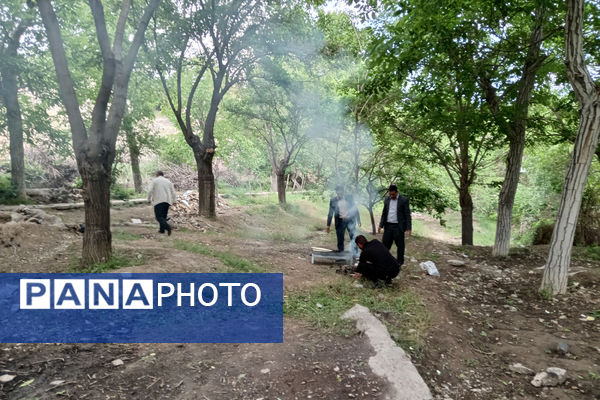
[378,184,412,266]
[353,235,399,285]
[326,185,360,254]
[147,171,177,235]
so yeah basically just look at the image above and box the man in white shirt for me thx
[147,171,177,235]
[378,184,412,266]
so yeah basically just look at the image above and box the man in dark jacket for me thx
[353,235,399,284]
[326,186,361,254]
[378,184,412,266]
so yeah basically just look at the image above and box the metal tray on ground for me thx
[311,248,353,265]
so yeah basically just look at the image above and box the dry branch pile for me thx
[163,164,198,191]
[169,191,231,230]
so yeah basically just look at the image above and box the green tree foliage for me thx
[151,0,295,216]
[359,0,563,249]
[229,52,323,203]
[119,69,160,192]
[0,0,67,196]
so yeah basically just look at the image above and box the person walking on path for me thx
[326,186,361,254]
[378,184,411,266]
[147,171,176,235]
[353,235,400,285]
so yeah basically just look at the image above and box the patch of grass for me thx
[439,210,496,245]
[112,230,142,241]
[73,252,146,273]
[584,245,600,261]
[244,203,290,218]
[228,193,261,206]
[173,240,212,256]
[410,220,429,237]
[285,279,430,351]
[280,202,305,217]
[218,251,263,273]
[465,358,480,368]
[237,226,312,243]
[538,288,553,301]
[508,246,531,256]
[237,201,318,242]
[173,240,263,273]
[473,216,497,246]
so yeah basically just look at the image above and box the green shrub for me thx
[110,184,136,200]
[73,176,83,189]
[527,219,554,245]
[157,135,196,166]
[0,174,28,205]
[584,245,600,261]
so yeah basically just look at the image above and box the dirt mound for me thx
[0,207,67,256]
[6,206,65,227]
[0,223,27,248]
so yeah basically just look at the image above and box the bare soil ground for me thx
[0,201,599,399]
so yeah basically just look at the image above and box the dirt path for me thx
[0,204,394,399]
[412,212,460,245]
[1,203,599,399]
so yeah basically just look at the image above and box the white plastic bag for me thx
[419,261,440,277]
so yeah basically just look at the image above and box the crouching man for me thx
[353,235,399,285]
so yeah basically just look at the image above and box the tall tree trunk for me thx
[126,134,142,193]
[276,171,286,204]
[542,106,599,293]
[368,206,376,234]
[195,80,221,218]
[123,120,143,193]
[459,185,474,246]
[487,6,546,256]
[81,165,112,264]
[458,131,474,246]
[131,154,142,193]
[38,0,161,265]
[0,70,25,198]
[542,0,600,295]
[196,151,216,218]
[492,136,525,255]
[130,148,142,193]
[270,172,277,192]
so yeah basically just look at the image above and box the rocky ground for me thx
[0,200,599,399]
[404,242,600,399]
